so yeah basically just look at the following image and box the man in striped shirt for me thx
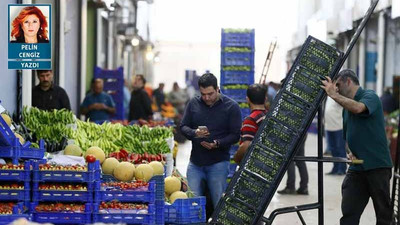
[234,84,268,164]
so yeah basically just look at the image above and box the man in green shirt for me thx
[321,69,392,225]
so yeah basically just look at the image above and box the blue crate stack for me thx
[97,174,164,225]
[0,162,31,225]
[94,66,124,120]
[30,160,101,224]
[220,28,255,179]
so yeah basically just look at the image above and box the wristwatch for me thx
[214,140,220,148]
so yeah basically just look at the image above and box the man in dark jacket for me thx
[129,74,153,121]
[32,70,71,111]
[180,73,241,211]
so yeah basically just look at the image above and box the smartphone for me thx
[198,126,209,132]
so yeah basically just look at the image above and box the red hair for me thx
[11,6,48,41]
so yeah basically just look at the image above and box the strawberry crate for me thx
[92,203,156,224]
[165,197,206,224]
[30,202,92,224]
[220,70,254,85]
[96,180,156,203]
[32,161,100,183]
[0,181,30,201]
[221,29,255,48]
[221,52,254,66]
[0,202,29,225]
[32,182,97,202]
[0,161,31,181]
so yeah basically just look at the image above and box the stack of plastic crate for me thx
[0,162,31,224]
[211,36,343,225]
[95,174,164,225]
[220,29,255,181]
[220,28,255,121]
[30,160,101,224]
[0,112,45,165]
[94,66,124,120]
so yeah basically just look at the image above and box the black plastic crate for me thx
[215,197,256,225]
[256,119,297,155]
[270,91,313,130]
[229,169,271,208]
[243,144,284,181]
[299,38,340,75]
[284,66,324,105]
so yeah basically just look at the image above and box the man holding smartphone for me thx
[180,73,242,213]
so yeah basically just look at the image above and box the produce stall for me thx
[0,105,206,225]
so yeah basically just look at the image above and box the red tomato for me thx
[85,154,96,163]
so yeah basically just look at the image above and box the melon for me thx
[149,161,164,175]
[165,176,181,195]
[113,162,135,181]
[135,164,154,181]
[64,144,83,156]
[1,114,12,127]
[86,146,105,164]
[102,157,119,175]
[169,191,188,204]
[14,133,25,145]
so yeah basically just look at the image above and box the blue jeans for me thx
[326,130,347,174]
[187,161,229,208]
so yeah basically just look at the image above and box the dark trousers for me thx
[326,130,347,173]
[286,138,308,190]
[340,168,392,225]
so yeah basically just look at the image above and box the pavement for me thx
[175,133,376,225]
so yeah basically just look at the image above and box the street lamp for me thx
[131,36,140,46]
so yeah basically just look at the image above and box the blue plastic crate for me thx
[221,52,254,66]
[94,66,123,80]
[151,175,165,201]
[228,163,238,177]
[33,161,100,183]
[221,88,247,102]
[240,107,251,119]
[229,145,239,157]
[92,203,156,224]
[155,199,165,225]
[101,174,165,201]
[0,140,45,164]
[32,182,97,202]
[33,189,94,203]
[97,181,156,203]
[0,181,30,201]
[221,30,255,48]
[0,203,29,225]
[30,203,92,224]
[0,161,31,181]
[165,197,206,224]
[220,70,254,85]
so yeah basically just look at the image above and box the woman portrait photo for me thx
[10,6,49,43]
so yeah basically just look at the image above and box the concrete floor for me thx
[175,133,376,225]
